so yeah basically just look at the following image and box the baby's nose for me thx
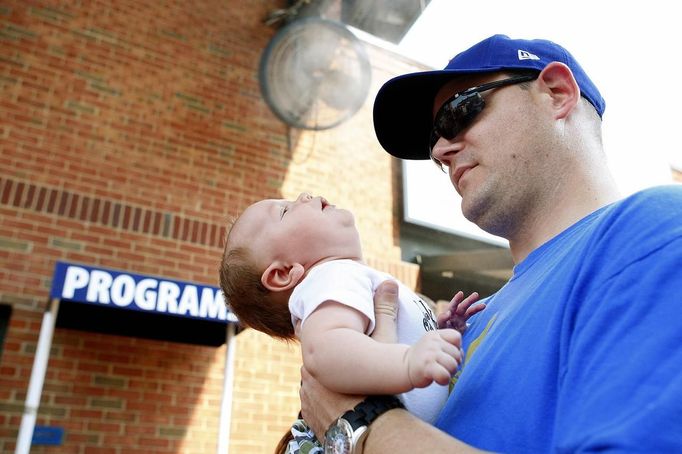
[296,192,313,202]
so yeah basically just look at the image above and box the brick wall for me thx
[0,0,425,452]
[3,309,227,453]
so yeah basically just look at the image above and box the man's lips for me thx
[453,164,475,190]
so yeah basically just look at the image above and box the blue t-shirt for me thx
[435,185,682,453]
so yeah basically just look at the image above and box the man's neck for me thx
[508,173,621,264]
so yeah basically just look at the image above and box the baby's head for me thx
[219,192,362,339]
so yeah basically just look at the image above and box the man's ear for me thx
[261,262,305,292]
[537,62,580,119]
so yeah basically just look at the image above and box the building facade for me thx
[0,1,427,452]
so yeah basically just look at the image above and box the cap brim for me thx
[373,69,499,160]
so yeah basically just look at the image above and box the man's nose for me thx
[431,138,462,170]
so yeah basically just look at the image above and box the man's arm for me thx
[300,317,486,454]
[364,408,486,453]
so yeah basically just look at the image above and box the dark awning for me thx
[50,261,237,346]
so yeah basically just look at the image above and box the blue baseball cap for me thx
[373,34,605,160]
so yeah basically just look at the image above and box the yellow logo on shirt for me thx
[449,314,498,392]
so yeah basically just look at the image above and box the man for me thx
[300,35,682,453]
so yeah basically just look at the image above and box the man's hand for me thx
[300,365,364,440]
[371,280,399,343]
[405,329,462,388]
[437,291,484,333]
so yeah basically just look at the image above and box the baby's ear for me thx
[261,262,305,292]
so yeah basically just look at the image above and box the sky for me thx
[395,0,680,244]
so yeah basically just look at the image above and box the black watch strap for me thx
[342,394,404,430]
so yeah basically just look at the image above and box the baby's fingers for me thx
[429,349,463,385]
[436,309,452,328]
[428,362,455,386]
[455,292,480,315]
[436,328,462,348]
[437,291,464,322]
[464,302,486,318]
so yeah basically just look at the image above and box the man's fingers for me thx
[374,280,399,317]
[375,280,398,299]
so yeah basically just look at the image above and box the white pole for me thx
[15,298,60,454]
[217,323,237,454]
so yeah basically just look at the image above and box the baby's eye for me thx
[280,206,288,219]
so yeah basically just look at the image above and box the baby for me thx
[219,192,482,451]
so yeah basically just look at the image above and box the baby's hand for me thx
[437,291,484,333]
[405,329,462,388]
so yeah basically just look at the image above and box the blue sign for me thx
[32,426,64,446]
[50,261,237,323]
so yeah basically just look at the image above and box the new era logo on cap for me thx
[518,50,540,60]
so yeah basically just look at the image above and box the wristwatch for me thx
[323,395,404,454]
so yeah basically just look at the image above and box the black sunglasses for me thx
[429,74,538,170]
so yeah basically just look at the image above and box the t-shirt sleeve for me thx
[289,262,376,335]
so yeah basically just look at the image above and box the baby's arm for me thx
[437,291,484,333]
[299,297,463,395]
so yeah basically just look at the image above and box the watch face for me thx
[324,418,353,454]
